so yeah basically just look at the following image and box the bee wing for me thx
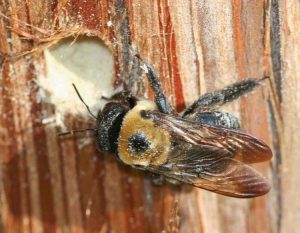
[146,112,272,197]
[149,112,272,164]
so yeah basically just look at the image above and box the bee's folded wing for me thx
[147,112,272,198]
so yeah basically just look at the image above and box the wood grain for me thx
[0,0,298,233]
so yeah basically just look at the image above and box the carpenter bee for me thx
[60,57,272,198]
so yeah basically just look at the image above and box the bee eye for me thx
[128,132,151,153]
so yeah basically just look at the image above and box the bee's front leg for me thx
[136,56,174,114]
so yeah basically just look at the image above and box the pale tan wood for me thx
[280,1,300,233]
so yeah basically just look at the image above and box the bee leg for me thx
[182,78,266,117]
[165,177,182,185]
[185,111,241,129]
[148,173,182,186]
[101,91,138,108]
[138,59,174,114]
[148,173,165,186]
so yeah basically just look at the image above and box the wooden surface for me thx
[0,0,299,233]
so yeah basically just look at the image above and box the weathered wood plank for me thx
[0,0,298,232]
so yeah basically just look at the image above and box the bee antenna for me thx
[72,83,97,119]
[58,128,96,137]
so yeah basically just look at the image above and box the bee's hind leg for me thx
[182,78,266,117]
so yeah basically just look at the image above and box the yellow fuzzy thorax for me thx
[117,100,171,166]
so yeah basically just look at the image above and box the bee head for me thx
[95,102,130,153]
[95,91,140,154]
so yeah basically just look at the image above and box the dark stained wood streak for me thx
[1,4,24,233]
[151,186,166,232]
[120,171,141,232]
[0,46,22,233]
[88,154,108,231]
[74,132,86,228]
[270,0,282,102]
[110,0,134,87]
[115,0,133,72]
[20,145,33,232]
[75,130,104,230]
[27,66,56,231]
[107,3,123,88]
[57,138,71,228]
[0,9,22,226]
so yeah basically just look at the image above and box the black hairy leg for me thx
[182,77,268,117]
[136,56,174,114]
